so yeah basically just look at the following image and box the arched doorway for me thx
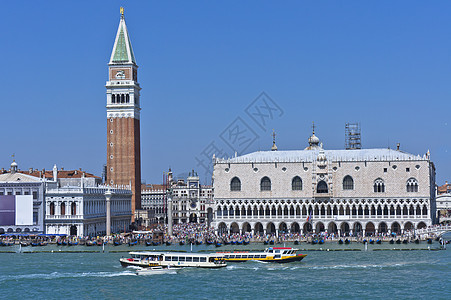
[353,222,362,234]
[218,222,227,234]
[242,222,251,233]
[365,222,375,236]
[340,222,350,234]
[189,213,198,223]
[303,222,312,233]
[291,222,300,233]
[254,222,264,234]
[391,222,401,234]
[230,222,240,234]
[315,222,325,233]
[404,222,414,231]
[279,222,287,233]
[70,225,77,236]
[417,222,427,229]
[266,223,276,234]
[207,208,213,226]
[378,222,388,233]
[328,222,337,234]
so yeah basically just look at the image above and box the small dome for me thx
[305,133,321,150]
[11,161,18,167]
[309,134,320,145]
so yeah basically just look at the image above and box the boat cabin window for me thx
[242,255,248,259]
[229,255,235,258]
[186,257,193,262]
[200,257,206,262]
[248,255,254,258]
[193,257,200,262]
[267,250,273,253]
[179,257,185,262]
[235,255,241,258]
[275,250,280,254]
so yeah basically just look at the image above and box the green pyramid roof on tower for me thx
[110,15,136,64]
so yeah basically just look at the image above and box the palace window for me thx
[292,176,302,190]
[230,177,241,191]
[61,203,66,216]
[406,178,418,192]
[71,202,77,215]
[343,175,354,190]
[112,94,116,103]
[50,202,55,215]
[317,181,328,193]
[260,177,271,191]
[374,178,385,193]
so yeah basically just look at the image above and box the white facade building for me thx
[141,169,215,225]
[436,193,451,224]
[212,131,436,236]
[0,161,45,234]
[45,184,132,237]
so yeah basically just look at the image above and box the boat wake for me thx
[0,270,136,281]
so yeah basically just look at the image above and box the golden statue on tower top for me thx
[120,7,124,16]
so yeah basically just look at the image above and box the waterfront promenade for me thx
[1,223,450,247]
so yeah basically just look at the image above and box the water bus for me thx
[218,247,307,263]
[120,251,227,269]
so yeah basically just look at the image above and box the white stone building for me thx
[212,131,436,236]
[436,193,451,224]
[141,169,214,225]
[0,161,45,234]
[45,183,132,237]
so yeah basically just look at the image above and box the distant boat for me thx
[165,241,172,246]
[389,240,395,244]
[195,240,202,245]
[415,239,420,244]
[344,239,350,244]
[179,240,185,246]
[243,240,250,245]
[338,239,344,245]
[427,239,432,244]
[369,239,374,244]
[215,242,222,247]
[264,240,269,245]
[294,240,299,245]
[376,239,382,244]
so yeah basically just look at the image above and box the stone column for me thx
[168,196,173,237]
[105,189,112,236]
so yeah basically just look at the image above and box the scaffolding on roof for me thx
[345,122,362,150]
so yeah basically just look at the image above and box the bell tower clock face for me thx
[115,70,125,79]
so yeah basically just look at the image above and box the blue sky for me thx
[1,1,450,185]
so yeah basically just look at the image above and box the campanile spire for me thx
[106,8,142,220]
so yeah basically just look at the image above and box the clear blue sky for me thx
[1,1,450,185]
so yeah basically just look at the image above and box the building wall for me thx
[0,182,44,233]
[107,116,141,213]
[45,186,132,237]
[213,149,435,235]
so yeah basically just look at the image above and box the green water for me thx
[0,242,449,300]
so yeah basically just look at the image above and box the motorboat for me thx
[136,266,180,276]
[219,247,307,263]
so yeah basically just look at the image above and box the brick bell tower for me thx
[106,7,141,220]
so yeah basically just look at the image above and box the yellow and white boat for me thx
[219,247,307,263]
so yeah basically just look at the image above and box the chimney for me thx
[396,143,400,151]
[29,168,33,174]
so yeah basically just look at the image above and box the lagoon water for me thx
[0,240,450,300]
